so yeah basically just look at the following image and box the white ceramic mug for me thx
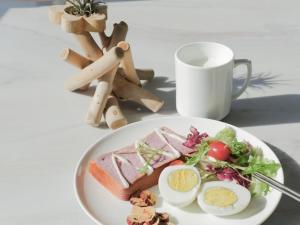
[175,42,252,120]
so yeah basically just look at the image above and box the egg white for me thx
[197,181,251,216]
[158,165,201,208]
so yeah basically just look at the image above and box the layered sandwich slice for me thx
[89,127,194,200]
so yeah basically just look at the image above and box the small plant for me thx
[66,0,105,16]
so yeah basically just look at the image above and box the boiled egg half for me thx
[197,181,251,216]
[158,165,201,207]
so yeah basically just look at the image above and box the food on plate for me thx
[169,160,184,166]
[130,190,156,207]
[127,206,157,225]
[185,126,280,196]
[127,208,174,225]
[156,212,170,223]
[197,181,251,216]
[127,206,173,225]
[127,190,174,225]
[90,125,280,221]
[183,126,208,148]
[158,126,279,214]
[207,141,231,161]
[89,127,193,200]
[158,165,201,207]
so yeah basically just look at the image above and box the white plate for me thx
[74,116,283,225]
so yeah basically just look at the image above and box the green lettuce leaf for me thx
[185,140,210,166]
[250,179,270,196]
[214,127,249,159]
[243,153,280,177]
[230,141,248,157]
[214,127,236,145]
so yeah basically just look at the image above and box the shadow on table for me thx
[263,143,300,225]
[130,72,290,124]
[142,76,176,113]
[76,76,300,126]
[224,94,300,126]
[75,76,176,124]
[119,76,176,123]
[234,72,288,90]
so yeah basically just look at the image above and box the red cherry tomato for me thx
[208,141,231,161]
[169,160,184,166]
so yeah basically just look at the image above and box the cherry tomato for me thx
[208,141,231,161]
[169,160,184,166]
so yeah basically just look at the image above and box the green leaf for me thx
[213,127,250,163]
[230,141,248,156]
[235,154,250,166]
[243,154,280,177]
[138,164,150,174]
[185,140,210,166]
[214,127,236,145]
[184,126,281,196]
[136,142,165,174]
[250,179,270,196]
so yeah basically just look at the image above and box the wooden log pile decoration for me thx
[49,4,164,129]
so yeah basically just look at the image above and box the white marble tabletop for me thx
[0,0,300,224]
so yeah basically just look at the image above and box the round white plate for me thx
[74,116,283,225]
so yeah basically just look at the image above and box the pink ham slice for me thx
[160,127,196,155]
[115,145,145,185]
[89,127,193,200]
[94,152,125,187]
[141,130,180,169]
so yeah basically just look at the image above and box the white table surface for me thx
[0,0,300,224]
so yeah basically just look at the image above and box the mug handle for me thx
[232,59,252,100]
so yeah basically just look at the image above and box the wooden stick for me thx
[74,32,103,61]
[108,21,128,50]
[59,53,154,82]
[60,48,154,84]
[60,49,154,89]
[64,46,124,91]
[113,73,164,112]
[99,32,110,49]
[60,48,93,91]
[117,41,141,86]
[60,48,92,69]
[85,66,119,126]
[104,95,128,129]
[99,21,128,50]
[135,69,154,81]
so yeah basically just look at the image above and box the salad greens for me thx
[214,127,236,145]
[185,140,210,166]
[243,153,280,177]
[185,127,280,196]
[213,127,249,158]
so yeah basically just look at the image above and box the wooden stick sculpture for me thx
[49,3,164,129]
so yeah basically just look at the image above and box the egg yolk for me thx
[204,187,237,207]
[168,169,199,192]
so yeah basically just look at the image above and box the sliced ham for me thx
[160,127,196,155]
[89,127,193,200]
[141,130,180,169]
